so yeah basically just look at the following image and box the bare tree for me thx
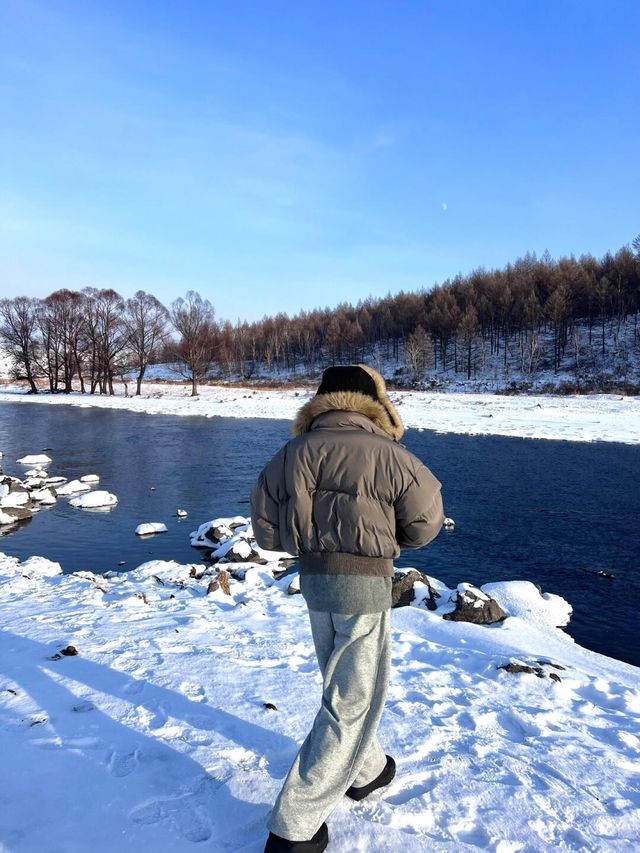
[459,305,479,380]
[170,291,217,395]
[405,324,428,381]
[124,291,170,395]
[37,290,86,392]
[0,297,40,392]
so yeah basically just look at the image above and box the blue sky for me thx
[1,1,639,323]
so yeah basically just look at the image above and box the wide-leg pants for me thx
[267,608,392,841]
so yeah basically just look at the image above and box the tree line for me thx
[2,238,639,395]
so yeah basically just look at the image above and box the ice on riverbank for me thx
[0,518,639,851]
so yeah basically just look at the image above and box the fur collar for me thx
[292,389,405,441]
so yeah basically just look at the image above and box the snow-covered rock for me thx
[31,488,57,505]
[17,454,52,465]
[0,510,17,526]
[56,479,92,496]
[135,522,168,536]
[70,491,118,509]
[24,477,46,489]
[80,474,100,483]
[0,491,30,508]
[176,508,188,517]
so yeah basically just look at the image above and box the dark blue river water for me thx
[1,401,639,667]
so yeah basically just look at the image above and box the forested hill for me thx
[2,242,640,395]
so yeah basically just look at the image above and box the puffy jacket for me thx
[250,370,444,578]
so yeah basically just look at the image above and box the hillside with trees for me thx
[2,239,639,395]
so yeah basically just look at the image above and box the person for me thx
[250,364,445,853]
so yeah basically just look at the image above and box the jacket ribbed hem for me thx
[298,551,394,577]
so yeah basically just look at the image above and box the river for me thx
[1,400,639,667]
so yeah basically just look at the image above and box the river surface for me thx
[1,400,639,667]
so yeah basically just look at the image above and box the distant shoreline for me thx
[1,382,638,445]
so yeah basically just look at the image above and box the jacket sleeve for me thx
[250,445,287,552]
[394,459,445,549]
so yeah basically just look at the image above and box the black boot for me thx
[264,821,328,852]
[345,755,396,801]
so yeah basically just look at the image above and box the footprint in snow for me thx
[129,774,230,843]
[108,748,139,777]
[179,681,207,702]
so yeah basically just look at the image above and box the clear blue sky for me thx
[1,1,638,323]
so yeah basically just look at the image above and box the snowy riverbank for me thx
[1,383,639,444]
[1,517,639,852]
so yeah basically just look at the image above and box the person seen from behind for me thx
[250,364,445,853]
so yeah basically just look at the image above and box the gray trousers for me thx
[267,608,392,841]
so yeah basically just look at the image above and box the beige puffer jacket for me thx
[250,366,444,578]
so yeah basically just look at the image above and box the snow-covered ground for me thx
[0,383,638,444]
[1,517,639,852]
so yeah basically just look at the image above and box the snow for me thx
[16,453,52,465]
[0,510,17,525]
[135,522,168,536]
[56,479,92,496]
[0,520,639,852]
[0,490,30,508]
[70,491,118,509]
[80,474,100,484]
[31,487,57,505]
[1,384,639,444]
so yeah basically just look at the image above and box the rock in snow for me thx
[70,491,118,509]
[80,474,100,483]
[135,522,168,536]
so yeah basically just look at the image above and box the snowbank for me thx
[1,384,639,444]
[1,517,638,851]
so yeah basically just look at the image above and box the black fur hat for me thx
[316,365,379,401]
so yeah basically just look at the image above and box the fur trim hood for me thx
[292,364,405,441]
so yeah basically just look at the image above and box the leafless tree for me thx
[124,291,170,395]
[170,291,217,395]
[0,297,40,392]
[405,324,428,381]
